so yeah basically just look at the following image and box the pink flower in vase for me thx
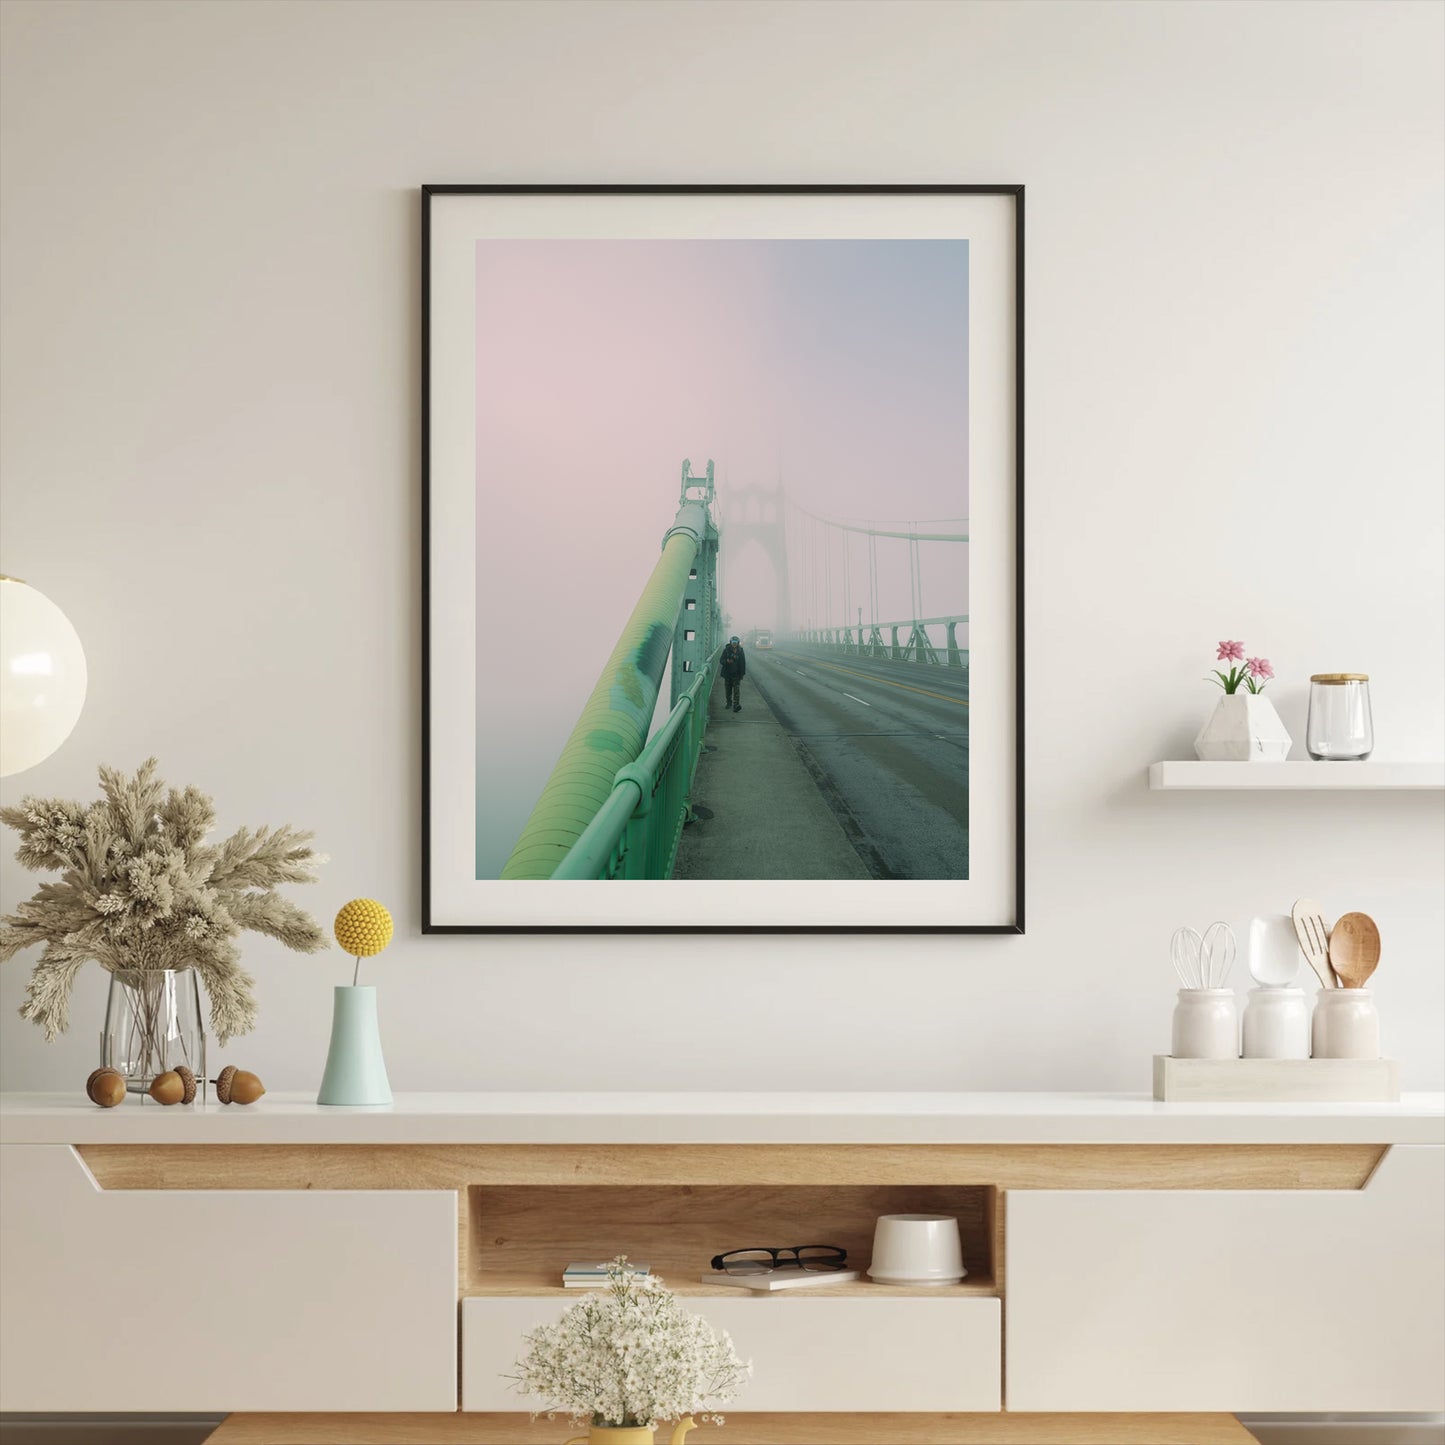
[1207,640,1264,694]
[1246,657,1274,681]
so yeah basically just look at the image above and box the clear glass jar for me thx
[1306,674,1373,760]
[100,968,207,1094]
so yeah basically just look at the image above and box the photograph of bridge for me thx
[470,236,970,889]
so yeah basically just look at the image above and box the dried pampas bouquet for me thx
[0,758,328,1042]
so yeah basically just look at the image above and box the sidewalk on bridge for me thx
[672,674,869,880]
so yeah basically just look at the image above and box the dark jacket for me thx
[720,642,746,680]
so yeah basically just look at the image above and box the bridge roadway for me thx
[672,644,968,881]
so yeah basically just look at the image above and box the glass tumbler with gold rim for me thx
[1306,673,1373,760]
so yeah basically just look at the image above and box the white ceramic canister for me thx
[1242,986,1310,1059]
[1171,989,1239,1059]
[867,1214,966,1285]
[1312,988,1381,1059]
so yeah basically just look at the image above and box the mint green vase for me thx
[317,985,392,1106]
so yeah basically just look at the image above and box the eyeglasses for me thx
[710,1245,848,1276]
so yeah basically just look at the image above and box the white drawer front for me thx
[0,1145,458,1412]
[1006,1144,1445,1413]
[464,1294,1000,1411]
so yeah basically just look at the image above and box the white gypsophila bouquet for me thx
[509,1257,750,1427]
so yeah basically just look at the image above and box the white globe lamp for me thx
[1,576,88,777]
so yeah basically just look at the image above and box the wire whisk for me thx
[1171,922,1236,990]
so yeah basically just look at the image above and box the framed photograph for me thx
[424,185,1022,933]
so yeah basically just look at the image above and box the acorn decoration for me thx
[147,1066,198,1106]
[334,898,394,985]
[86,1062,260,1106]
[86,1067,128,1108]
[213,1064,265,1105]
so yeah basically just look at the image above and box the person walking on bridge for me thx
[720,635,747,713]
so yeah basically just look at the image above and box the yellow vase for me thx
[566,1418,696,1445]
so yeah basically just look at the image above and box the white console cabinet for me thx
[1007,1143,1445,1412]
[1,1090,1440,1445]
[0,1144,458,1412]
[463,1295,1002,1411]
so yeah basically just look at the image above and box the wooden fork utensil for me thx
[1291,898,1335,988]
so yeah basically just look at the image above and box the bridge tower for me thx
[720,483,791,637]
[670,459,721,709]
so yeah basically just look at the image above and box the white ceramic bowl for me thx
[867,1213,966,1285]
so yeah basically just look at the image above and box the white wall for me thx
[1,0,1441,1095]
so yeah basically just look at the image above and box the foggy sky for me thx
[473,239,969,876]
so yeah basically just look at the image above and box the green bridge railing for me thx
[501,460,722,881]
[551,645,721,880]
[791,614,969,668]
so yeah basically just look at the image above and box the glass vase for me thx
[100,968,207,1095]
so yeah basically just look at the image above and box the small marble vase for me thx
[317,985,392,1106]
[1194,693,1292,762]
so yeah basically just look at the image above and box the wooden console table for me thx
[2,1092,1441,1444]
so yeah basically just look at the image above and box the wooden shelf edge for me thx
[1149,760,1445,791]
[207,1411,1260,1444]
[460,1275,1001,1300]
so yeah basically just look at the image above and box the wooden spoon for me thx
[1329,912,1381,988]
[1291,899,1336,989]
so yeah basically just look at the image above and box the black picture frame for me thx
[423,185,1023,934]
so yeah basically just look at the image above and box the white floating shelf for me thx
[1149,761,1444,791]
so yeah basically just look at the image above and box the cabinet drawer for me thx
[464,1294,1000,1411]
[0,1145,458,1412]
[1006,1144,1445,1413]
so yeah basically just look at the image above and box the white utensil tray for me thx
[1153,1055,1400,1102]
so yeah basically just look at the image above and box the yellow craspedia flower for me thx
[334,898,393,957]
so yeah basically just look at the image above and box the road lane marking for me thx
[795,669,809,676]
[843,693,872,707]
[788,654,970,707]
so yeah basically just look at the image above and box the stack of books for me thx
[702,1265,861,1291]
[562,1261,650,1289]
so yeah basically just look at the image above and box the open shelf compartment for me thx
[463,1182,998,1297]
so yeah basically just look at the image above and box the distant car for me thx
[755,630,773,650]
